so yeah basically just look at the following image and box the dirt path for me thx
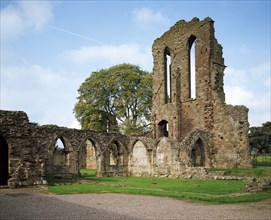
[0,187,270,220]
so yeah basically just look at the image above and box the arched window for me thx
[188,35,196,99]
[164,47,172,103]
[158,120,169,137]
[55,137,65,149]
[53,136,70,166]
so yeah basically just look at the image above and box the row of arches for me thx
[0,132,208,185]
[49,135,128,177]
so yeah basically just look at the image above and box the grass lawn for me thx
[46,168,271,204]
[252,154,271,167]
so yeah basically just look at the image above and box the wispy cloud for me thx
[1,64,82,128]
[0,1,53,42]
[50,26,105,44]
[60,43,152,71]
[133,7,169,30]
[225,65,270,126]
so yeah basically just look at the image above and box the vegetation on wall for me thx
[74,63,152,135]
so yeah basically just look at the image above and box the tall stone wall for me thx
[152,17,251,168]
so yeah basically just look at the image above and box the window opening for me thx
[55,138,65,149]
[165,48,172,103]
[158,120,169,137]
[189,36,196,99]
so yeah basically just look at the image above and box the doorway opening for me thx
[0,135,9,185]
[191,138,205,167]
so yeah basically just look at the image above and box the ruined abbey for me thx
[0,17,251,187]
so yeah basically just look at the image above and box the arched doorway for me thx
[80,139,97,169]
[105,140,128,176]
[191,138,205,167]
[78,138,101,177]
[53,137,69,166]
[0,135,9,185]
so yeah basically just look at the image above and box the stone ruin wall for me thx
[0,17,251,188]
[0,110,132,187]
[151,17,251,171]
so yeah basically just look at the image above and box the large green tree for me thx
[249,121,271,153]
[74,64,152,135]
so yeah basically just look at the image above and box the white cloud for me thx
[0,4,24,41]
[18,1,53,31]
[0,1,53,42]
[1,64,82,128]
[250,60,270,75]
[224,66,270,126]
[225,67,247,85]
[133,7,169,29]
[225,86,253,106]
[60,43,153,71]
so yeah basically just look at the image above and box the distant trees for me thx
[249,122,271,153]
[74,63,152,135]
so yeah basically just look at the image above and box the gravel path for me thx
[0,188,270,220]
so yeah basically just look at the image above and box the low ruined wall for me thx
[0,110,129,187]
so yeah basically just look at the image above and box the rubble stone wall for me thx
[152,17,251,168]
[0,110,130,187]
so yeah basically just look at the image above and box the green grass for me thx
[46,169,271,204]
[252,155,271,167]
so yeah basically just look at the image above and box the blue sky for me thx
[1,0,270,128]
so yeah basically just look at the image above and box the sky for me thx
[1,0,270,129]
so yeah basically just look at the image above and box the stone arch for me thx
[191,138,205,167]
[50,135,73,166]
[129,140,151,176]
[158,120,169,137]
[104,138,128,176]
[107,139,127,165]
[0,134,9,185]
[78,137,102,176]
[179,129,212,167]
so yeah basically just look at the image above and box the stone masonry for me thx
[152,17,251,172]
[0,17,251,187]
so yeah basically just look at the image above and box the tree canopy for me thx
[74,64,152,135]
[249,121,271,153]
